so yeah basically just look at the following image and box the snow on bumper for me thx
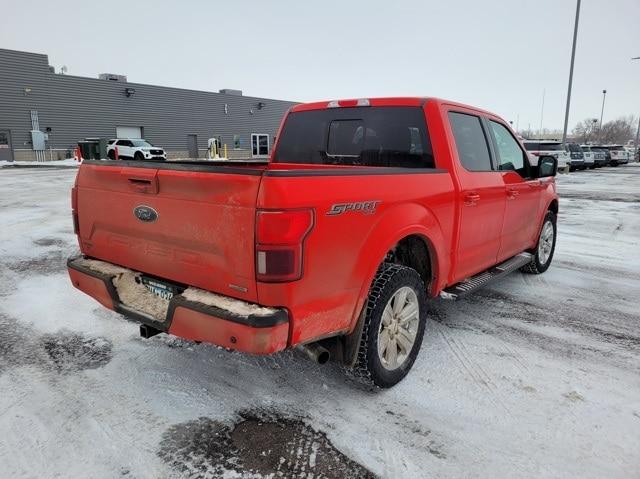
[67,256,289,354]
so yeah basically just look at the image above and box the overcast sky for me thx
[3,0,639,131]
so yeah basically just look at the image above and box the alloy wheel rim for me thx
[377,286,419,371]
[538,221,554,265]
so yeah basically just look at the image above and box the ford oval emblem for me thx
[133,205,158,223]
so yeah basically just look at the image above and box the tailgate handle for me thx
[127,177,158,194]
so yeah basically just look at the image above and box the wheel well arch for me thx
[548,199,559,215]
[384,234,435,294]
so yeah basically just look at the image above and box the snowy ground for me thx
[0,165,638,478]
[0,158,81,168]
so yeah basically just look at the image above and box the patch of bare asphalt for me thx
[40,333,112,373]
[6,250,68,275]
[33,237,69,248]
[158,410,376,478]
[558,192,640,203]
[0,313,112,375]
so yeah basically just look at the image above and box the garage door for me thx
[116,126,142,139]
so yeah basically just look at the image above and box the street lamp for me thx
[632,57,640,160]
[561,0,581,145]
[600,89,607,128]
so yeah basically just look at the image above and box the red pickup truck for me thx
[67,97,559,388]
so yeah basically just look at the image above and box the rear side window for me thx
[273,106,434,168]
[448,112,492,171]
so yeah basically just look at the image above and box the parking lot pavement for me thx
[0,165,638,478]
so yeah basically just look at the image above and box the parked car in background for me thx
[565,143,589,170]
[580,145,603,169]
[590,146,611,167]
[604,145,630,166]
[523,140,572,171]
[107,139,167,161]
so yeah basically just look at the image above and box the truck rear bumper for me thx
[67,256,289,355]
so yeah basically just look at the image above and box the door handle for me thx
[507,188,519,199]
[464,192,480,206]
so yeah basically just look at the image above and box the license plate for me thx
[140,277,176,301]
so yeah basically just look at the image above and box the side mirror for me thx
[537,155,557,178]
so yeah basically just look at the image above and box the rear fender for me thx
[346,202,447,334]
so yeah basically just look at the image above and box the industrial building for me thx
[0,48,297,162]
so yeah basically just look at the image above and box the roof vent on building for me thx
[99,73,127,82]
[219,89,242,96]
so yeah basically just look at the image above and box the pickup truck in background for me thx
[68,97,559,388]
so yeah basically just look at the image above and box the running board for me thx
[440,252,533,300]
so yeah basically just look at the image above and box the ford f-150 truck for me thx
[67,97,559,388]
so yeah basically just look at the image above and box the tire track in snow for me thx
[437,325,512,415]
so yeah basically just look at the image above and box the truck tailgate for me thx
[74,161,264,302]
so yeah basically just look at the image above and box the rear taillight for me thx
[256,209,314,282]
[71,186,79,234]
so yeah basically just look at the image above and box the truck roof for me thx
[289,97,501,118]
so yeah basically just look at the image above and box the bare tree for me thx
[572,118,600,143]
[573,116,636,144]
[598,116,636,144]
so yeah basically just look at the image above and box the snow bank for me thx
[0,159,80,168]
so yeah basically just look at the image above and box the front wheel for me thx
[521,211,557,274]
[134,152,145,161]
[351,263,427,388]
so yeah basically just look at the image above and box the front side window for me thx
[489,121,529,177]
[448,112,492,171]
[273,106,434,168]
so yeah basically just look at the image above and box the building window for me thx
[233,135,241,149]
[251,133,269,157]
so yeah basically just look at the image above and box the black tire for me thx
[134,152,145,161]
[521,211,557,274]
[350,263,428,388]
[107,150,115,160]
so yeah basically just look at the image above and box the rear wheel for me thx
[350,263,427,388]
[521,211,556,274]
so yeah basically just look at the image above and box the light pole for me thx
[633,57,640,160]
[600,89,607,129]
[562,0,581,145]
[590,119,598,143]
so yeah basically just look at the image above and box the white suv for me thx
[522,140,571,171]
[107,139,167,161]
[605,145,630,166]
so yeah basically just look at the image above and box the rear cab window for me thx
[273,106,434,168]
